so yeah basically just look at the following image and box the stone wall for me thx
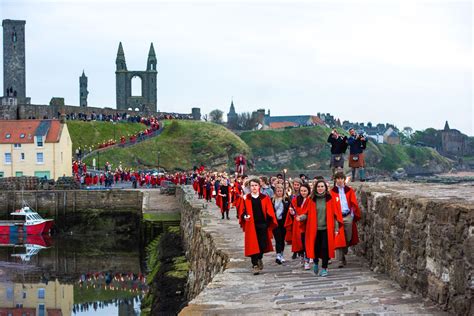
[354,182,473,315]
[176,186,229,300]
[0,189,142,219]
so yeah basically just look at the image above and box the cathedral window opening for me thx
[131,76,142,96]
[12,32,17,42]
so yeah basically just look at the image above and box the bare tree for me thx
[237,112,257,130]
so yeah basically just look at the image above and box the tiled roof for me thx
[0,120,62,144]
[269,122,298,129]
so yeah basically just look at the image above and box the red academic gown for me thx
[284,196,309,253]
[238,193,278,257]
[304,195,343,259]
[330,186,361,247]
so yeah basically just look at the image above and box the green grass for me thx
[83,120,251,171]
[241,126,452,173]
[143,212,181,222]
[74,284,136,304]
[67,120,147,153]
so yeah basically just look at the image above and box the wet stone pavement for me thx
[180,191,446,315]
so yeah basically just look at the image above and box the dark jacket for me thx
[327,134,348,154]
[348,136,367,154]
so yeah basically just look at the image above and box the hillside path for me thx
[80,122,164,161]
[179,188,445,315]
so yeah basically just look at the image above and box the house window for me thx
[38,288,45,299]
[20,153,25,160]
[6,287,13,300]
[36,152,44,164]
[37,136,43,147]
[0,172,4,178]
[4,153,12,164]
[23,291,26,299]
[14,143,21,148]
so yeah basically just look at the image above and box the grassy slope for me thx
[82,120,250,171]
[241,126,452,173]
[67,121,147,153]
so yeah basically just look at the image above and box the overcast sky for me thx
[1,0,472,135]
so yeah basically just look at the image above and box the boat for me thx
[0,234,53,262]
[0,205,54,235]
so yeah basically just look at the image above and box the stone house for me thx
[383,127,401,145]
[0,119,72,179]
[441,121,468,156]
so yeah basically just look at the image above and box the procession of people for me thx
[191,128,363,276]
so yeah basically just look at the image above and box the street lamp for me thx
[113,121,116,141]
[283,168,288,196]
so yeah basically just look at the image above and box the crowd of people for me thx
[62,111,194,123]
[191,167,361,277]
[72,297,142,314]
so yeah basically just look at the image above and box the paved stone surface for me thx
[180,191,447,315]
[140,188,180,213]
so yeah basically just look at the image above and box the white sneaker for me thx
[281,255,286,263]
[304,261,311,270]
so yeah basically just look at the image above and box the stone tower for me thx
[227,99,238,128]
[115,42,157,112]
[2,19,30,104]
[79,70,88,107]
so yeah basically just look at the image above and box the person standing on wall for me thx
[327,128,348,176]
[347,128,367,181]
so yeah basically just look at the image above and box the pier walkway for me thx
[179,188,446,315]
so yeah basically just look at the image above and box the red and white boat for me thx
[0,205,54,235]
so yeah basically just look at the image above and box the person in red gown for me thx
[238,178,278,275]
[302,179,344,277]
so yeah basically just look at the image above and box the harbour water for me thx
[0,224,158,316]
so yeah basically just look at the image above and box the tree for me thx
[209,109,224,124]
[402,126,414,138]
[236,112,257,130]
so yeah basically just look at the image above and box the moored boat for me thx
[0,205,54,235]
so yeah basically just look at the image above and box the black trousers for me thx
[251,224,268,266]
[205,188,211,201]
[314,229,329,269]
[273,219,286,254]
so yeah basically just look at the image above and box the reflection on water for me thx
[0,232,147,316]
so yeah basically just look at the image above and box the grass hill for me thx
[67,121,147,153]
[69,121,452,175]
[81,120,251,171]
[240,126,452,174]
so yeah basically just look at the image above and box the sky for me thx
[1,0,473,135]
